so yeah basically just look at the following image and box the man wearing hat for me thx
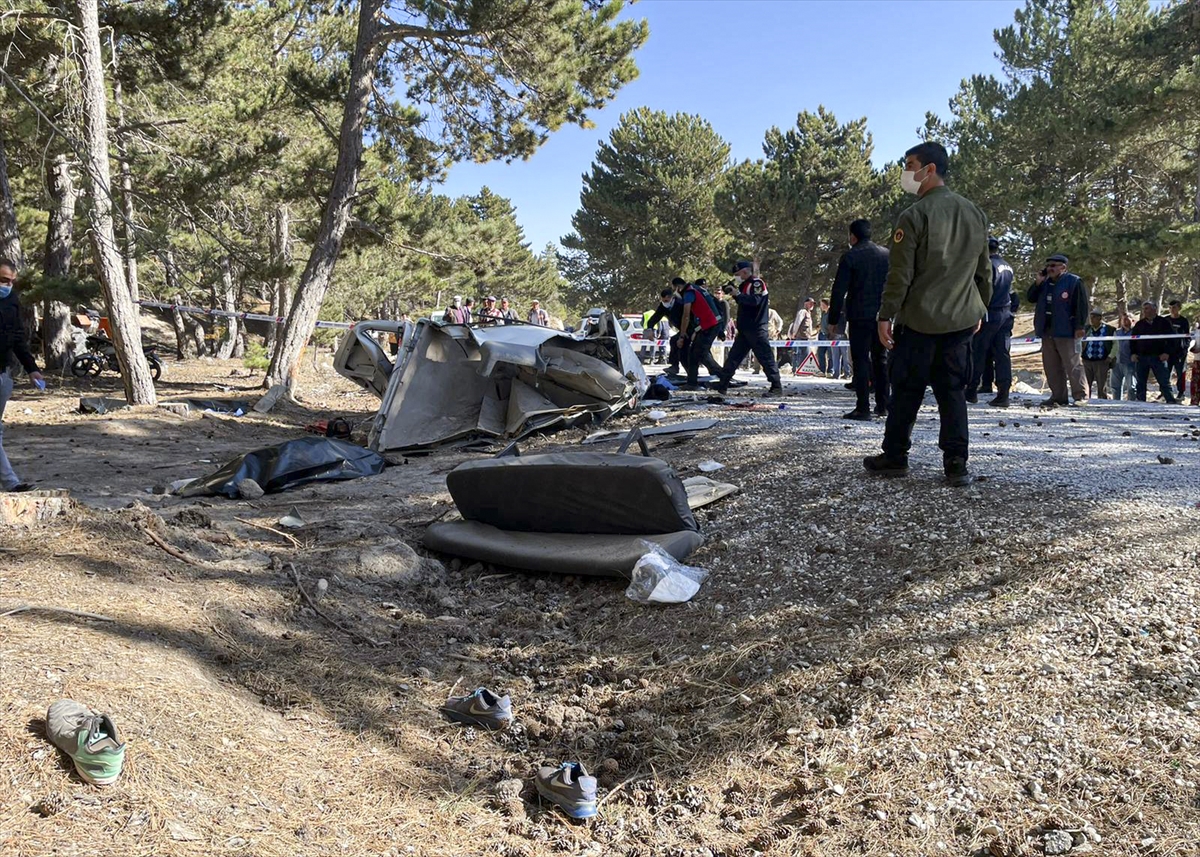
[1130,300,1180,403]
[1165,299,1191,399]
[1080,309,1116,399]
[1026,253,1089,406]
[478,295,502,320]
[965,237,1016,407]
[714,260,782,396]
[528,300,549,326]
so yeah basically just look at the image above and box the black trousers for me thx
[683,326,722,384]
[721,326,780,386]
[666,338,681,371]
[848,319,888,412]
[968,315,1013,396]
[882,326,973,463]
[1169,354,1187,398]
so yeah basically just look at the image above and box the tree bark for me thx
[266,203,291,357]
[1153,259,1168,307]
[113,76,139,304]
[232,277,246,359]
[0,130,23,267]
[1115,272,1128,311]
[42,154,78,370]
[74,0,155,404]
[215,255,238,359]
[264,0,383,394]
[158,250,198,359]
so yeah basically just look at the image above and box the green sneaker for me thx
[46,700,126,785]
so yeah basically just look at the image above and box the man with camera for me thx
[1026,253,1089,407]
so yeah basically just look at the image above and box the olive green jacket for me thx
[878,186,992,335]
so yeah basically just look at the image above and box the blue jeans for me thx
[1110,361,1134,400]
[1134,357,1176,402]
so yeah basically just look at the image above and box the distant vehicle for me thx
[619,314,645,339]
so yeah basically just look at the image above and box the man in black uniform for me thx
[644,286,684,375]
[864,142,991,487]
[714,261,782,396]
[828,218,890,420]
[966,238,1016,407]
[1166,299,1191,400]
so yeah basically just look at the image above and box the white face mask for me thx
[900,168,924,195]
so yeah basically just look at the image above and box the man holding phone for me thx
[0,258,45,492]
[1026,253,1089,407]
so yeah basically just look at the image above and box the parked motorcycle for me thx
[70,334,162,381]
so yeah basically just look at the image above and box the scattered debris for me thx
[582,418,719,445]
[78,397,129,415]
[697,459,724,473]
[625,543,708,604]
[278,507,306,529]
[681,475,739,509]
[253,384,287,413]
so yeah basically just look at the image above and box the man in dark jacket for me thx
[644,285,685,375]
[828,218,889,420]
[1131,300,1180,404]
[966,238,1016,407]
[1026,253,1089,407]
[0,259,44,492]
[1166,299,1190,399]
[715,260,782,396]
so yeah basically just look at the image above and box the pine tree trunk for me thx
[232,278,246,359]
[158,249,198,359]
[216,255,238,360]
[266,203,291,357]
[1153,259,1168,307]
[1115,272,1128,311]
[43,154,78,370]
[0,131,23,267]
[75,0,155,404]
[113,77,139,304]
[264,0,382,394]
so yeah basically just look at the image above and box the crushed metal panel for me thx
[333,320,408,399]
[368,313,649,453]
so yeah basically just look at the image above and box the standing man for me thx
[863,142,991,487]
[478,295,502,320]
[1165,299,1190,400]
[1080,309,1115,399]
[444,296,467,324]
[828,218,890,419]
[1110,311,1136,400]
[0,259,44,492]
[1130,300,1180,404]
[528,300,549,326]
[787,297,815,374]
[499,298,518,321]
[644,287,685,376]
[714,261,782,396]
[1189,319,1200,406]
[1026,253,1089,407]
[675,279,723,388]
[462,297,476,324]
[965,237,1015,407]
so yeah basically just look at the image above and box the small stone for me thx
[1044,829,1073,855]
[907,813,926,830]
[236,478,264,500]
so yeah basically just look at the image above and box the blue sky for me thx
[438,0,1023,251]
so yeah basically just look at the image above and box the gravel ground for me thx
[1,359,1198,857]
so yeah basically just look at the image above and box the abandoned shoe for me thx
[535,762,598,819]
[46,700,125,785]
[862,453,909,477]
[944,457,972,487]
[439,687,512,730]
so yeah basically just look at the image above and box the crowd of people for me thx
[440,295,552,326]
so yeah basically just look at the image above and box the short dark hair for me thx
[671,277,686,287]
[849,219,871,242]
[0,258,16,272]
[905,141,949,176]
[660,287,674,298]
[694,278,706,287]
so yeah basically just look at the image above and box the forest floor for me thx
[2,351,1199,857]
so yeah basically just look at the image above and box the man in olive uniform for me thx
[864,142,991,487]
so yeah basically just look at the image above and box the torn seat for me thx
[423,450,704,578]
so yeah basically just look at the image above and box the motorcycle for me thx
[70,334,162,381]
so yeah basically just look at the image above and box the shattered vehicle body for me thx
[334,314,649,453]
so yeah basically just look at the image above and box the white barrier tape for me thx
[634,333,1191,348]
[137,299,353,330]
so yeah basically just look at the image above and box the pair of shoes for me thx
[965,390,979,404]
[944,457,972,487]
[842,409,872,421]
[536,762,598,819]
[46,700,126,785]
[988,395,1010,408]
[440,687,512,730]
[862,453,908,477]
[764,385,783,397]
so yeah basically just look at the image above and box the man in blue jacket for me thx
[714,260,782,396]
[966,238,1015,407]
[828,218,890,420]
[1026,253,1089,407]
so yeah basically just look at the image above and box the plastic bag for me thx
[625,542,708,604]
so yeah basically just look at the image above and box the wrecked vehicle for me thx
[334,313,648,453]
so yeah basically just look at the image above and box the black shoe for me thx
[862,454,909,477]
[666,366,680,376]
[843,382,855,390]
[944,457,971,487]
[712,382,729,394]
[874,405,888,417]
[764,385,783,397]
[842,409,872,421]
[988,395,1010,408]
[965,390,978,404]
[7,483,35,493]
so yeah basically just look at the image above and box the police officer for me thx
[644,285,685,375]
[828,218,890,420]
[675,279,723,387]
[714,261,782,396]
[966,238,1016,407]
[864,142,991,487]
